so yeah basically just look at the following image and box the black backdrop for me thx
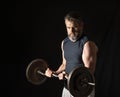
[5,0,120,97]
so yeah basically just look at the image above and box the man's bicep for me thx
[82,41,98,73]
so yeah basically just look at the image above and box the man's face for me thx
[65,19,83,42]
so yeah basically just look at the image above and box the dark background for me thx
[4,0,120,97]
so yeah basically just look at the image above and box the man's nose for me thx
[70,28,75,33]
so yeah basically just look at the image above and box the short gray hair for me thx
[64,11,83,24]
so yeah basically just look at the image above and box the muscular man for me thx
[45,11,98,97]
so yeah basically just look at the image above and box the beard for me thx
[68,31,82,42]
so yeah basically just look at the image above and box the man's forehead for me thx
[65,19,80,26]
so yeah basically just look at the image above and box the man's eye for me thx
[67,27,70,29]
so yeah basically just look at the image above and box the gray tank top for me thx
[63,35,88,74]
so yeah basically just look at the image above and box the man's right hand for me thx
[57,71,67,80]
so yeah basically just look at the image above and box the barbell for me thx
[26,58,95,97]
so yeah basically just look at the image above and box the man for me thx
[45,11,98,97]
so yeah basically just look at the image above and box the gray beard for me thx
[68,31,83,42]
[68,36,78,42]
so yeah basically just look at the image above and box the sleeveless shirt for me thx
[63,35,89,74]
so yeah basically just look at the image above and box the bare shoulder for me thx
[61,40,64,48]
[84,41,98,52]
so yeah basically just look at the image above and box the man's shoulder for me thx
[63,37,69,42]
[61,37,69,46]
[84,40,98,52]
[79,35,89,43]
[81,34,88,39]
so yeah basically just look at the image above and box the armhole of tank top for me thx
[81,37,89,56]
[61,40,64,50]
[62,38,67,50]
[81,38,85,49]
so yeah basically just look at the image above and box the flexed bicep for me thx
[82,41,98,74]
